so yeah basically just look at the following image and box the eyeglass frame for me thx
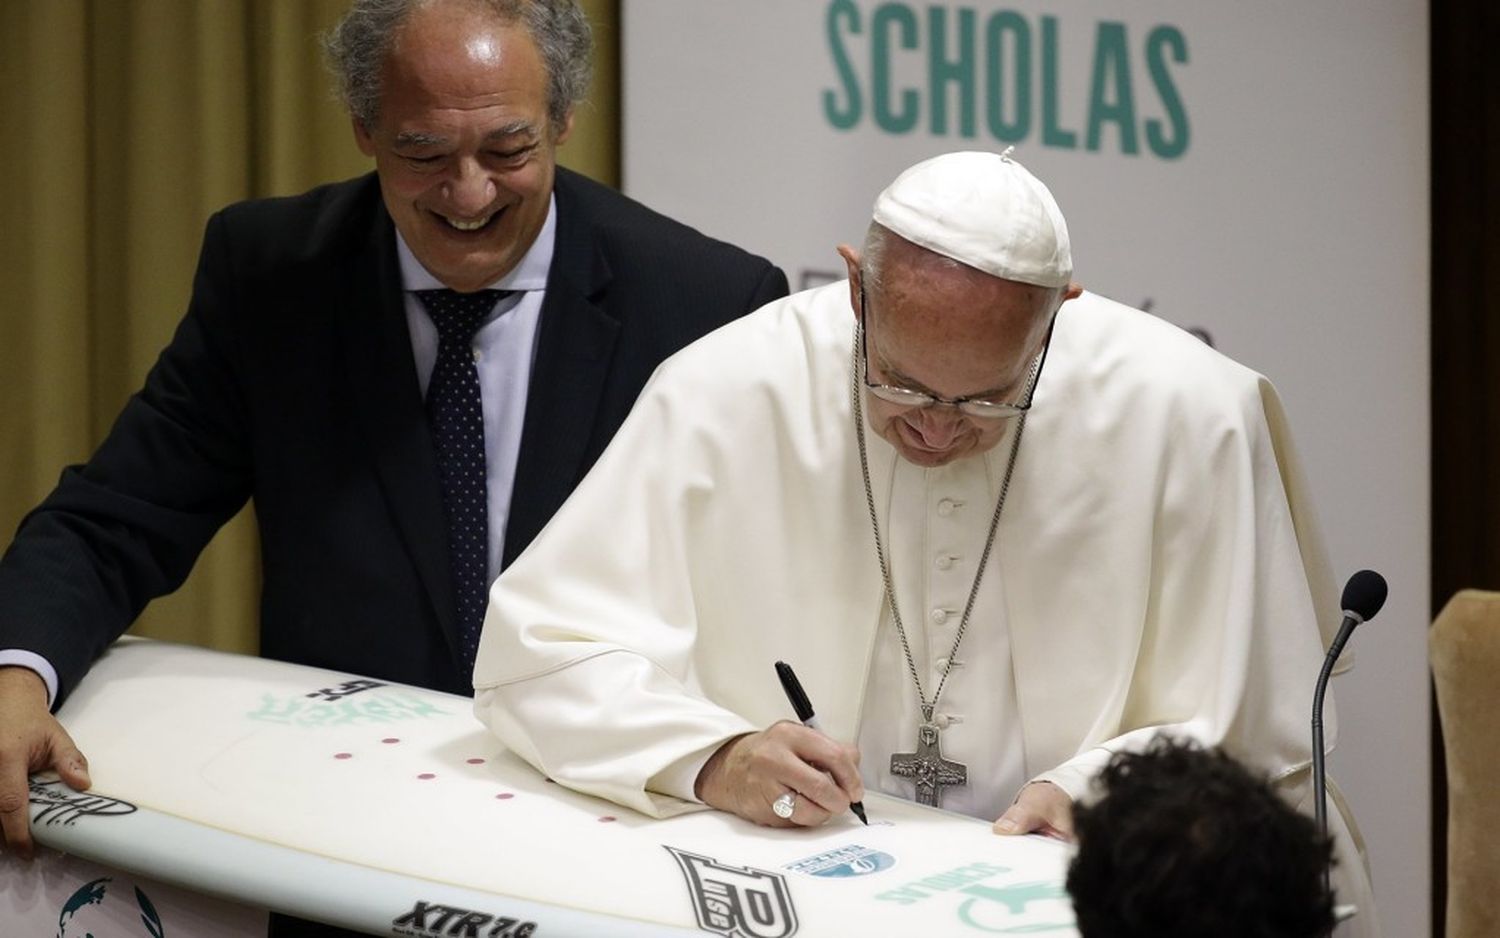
[858,280,1057,420]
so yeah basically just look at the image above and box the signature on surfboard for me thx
[28,779,138,827]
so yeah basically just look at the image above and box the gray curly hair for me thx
[322,0,592,133]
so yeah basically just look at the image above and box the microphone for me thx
[1312,571,1387,841]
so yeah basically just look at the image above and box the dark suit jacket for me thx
[0,168,788,702]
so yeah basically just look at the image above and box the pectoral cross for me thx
[890,718,967,808]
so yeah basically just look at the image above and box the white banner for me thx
[623,2,1429,935]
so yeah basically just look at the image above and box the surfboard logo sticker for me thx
[304,678,389,701]
[56,877,163,937]
[784,844,896,878]
[29,779,138,827]
[665,846,798,937]
[389,899,536,938]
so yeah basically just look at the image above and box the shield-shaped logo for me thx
[665,846,798,938]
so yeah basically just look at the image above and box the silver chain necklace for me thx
[851,322,1028,807]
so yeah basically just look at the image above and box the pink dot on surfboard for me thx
[382,738,400,744]
[466,757,485,765]
[417,773,436,780]
[598,816,617,823]
[333,753,353,760]
[496,793,514,800]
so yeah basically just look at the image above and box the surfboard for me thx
[29,637,1079,936]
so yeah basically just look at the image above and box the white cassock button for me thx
[937,498,957,516]
[935,657,950,671]
[930,608,949,625]
[933,713,952,729]
[935,554,954,570]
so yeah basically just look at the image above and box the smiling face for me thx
[353,2,572,292]
[841,234,1072,468]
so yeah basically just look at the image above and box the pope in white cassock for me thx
[472,151,1379,935]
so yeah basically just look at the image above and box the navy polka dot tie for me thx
[416,288,503,675]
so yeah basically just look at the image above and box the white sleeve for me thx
[471,364,757,818]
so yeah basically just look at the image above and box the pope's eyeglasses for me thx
[858,282,1055,420]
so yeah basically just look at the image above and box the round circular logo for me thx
[57,876,164,937]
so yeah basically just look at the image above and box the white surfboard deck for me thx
[31,637,1080,936]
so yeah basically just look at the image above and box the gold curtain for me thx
[0,0,620,655]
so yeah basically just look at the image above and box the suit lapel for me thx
[328,173,620,660]
[504,175,620,568]
[333,199,459,658]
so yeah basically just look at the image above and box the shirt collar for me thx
[396,193,556,293]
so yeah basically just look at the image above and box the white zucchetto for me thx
[872,149,1073,289]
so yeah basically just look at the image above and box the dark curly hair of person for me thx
[1066,738,1336,938]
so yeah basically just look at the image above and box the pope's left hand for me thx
[993,781,1073,841]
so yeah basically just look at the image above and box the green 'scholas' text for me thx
[824,1,1190,159]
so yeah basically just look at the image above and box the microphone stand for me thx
[1311,569,1384,936]
[1310,632,1346,838]
[1311,613,1359,918]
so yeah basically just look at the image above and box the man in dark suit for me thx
[0,0,787,882]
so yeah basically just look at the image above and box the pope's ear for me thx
[1062,281,1083,302]
[837,244,862,321]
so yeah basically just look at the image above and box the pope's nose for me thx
[908,407,966,448]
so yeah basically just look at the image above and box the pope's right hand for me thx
[694,720,863,828]
[0,666,91,860]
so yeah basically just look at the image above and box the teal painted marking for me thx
[957,880,1075,933]
[247,691,452,727]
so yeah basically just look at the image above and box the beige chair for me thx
[1430,589,1500,938]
